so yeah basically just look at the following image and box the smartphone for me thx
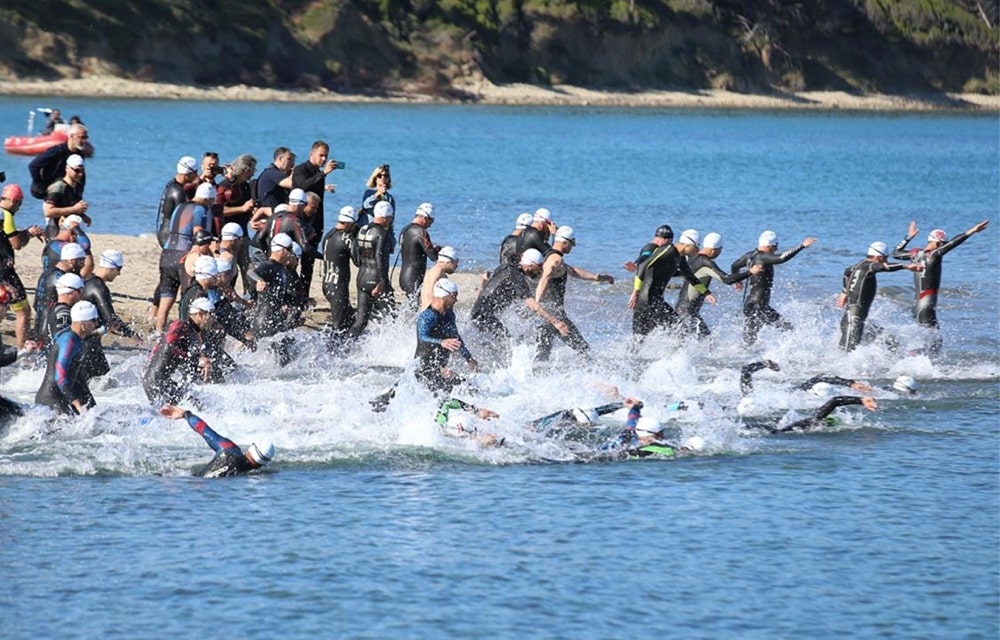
[333,161,346,170]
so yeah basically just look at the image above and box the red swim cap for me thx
[0,287,10,304]
[1,184,24,201]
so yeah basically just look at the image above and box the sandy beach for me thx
[1,76,997,111]
[11,232,486,345]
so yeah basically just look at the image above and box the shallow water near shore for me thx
[0,98,998,638]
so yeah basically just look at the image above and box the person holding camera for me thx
[292,140,341,292]
[359,164,394,228]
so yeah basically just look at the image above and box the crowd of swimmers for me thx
[0,130,990,475]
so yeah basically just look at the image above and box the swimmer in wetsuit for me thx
[515,208,556,260]
[321,206,359,339]
[414,279,478,395]
[676,232,759,338]
[398,203,439,303]
[744,395,878,434]
[891,219,990,354]
[142,297,215,406]
[628,229,711,337]
[35,301,100,415]
[349,201,396,338]
[435,398,502,447]
[837,241,922,352]
[498,213,533,268]
[730,230,816,346]
[159,405,274,477]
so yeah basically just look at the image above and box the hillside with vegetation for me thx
[0,0,996,98]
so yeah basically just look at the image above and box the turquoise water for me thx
[0,98,998,638]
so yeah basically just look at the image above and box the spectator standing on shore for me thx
[293,140,341,292]
[29,123,90,200]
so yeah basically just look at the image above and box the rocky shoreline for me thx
[1,76,997,112]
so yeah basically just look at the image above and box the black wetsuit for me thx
[529,402,624,432]
[470,264,534,364]
[740,360,859,396]
[0,346,24,427]
[35,327,93,415]
[81,275,136,382]
[398,222,438,299]
[247,259,298,339]
[677,254,752,338]
[156,179,188,246]
[142,318,206,405]
[415,305,474,395]
[730,243,808,345]
[43,178,84,239]
[349,222,395,338]
[516,227,551,260]
[839,259,908,352]
[631,244,703,336]
[498,233,520,267]
[178,285,240,381]
[535,249,589,362]
[291,161,327,290]
[746,396,868,433]
[893,230,975,353]
[35,266,68,343]
[321,226,357,335]
[181,411,261,478]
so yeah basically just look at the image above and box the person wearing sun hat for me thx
[159,404,275,478]
[891,218,990,355]
[836,240,923,352]
[35,300,100,415]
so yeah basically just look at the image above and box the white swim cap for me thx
[702,232,723,249]
[635,416,663,436]
[758,230,778,247]
[338,205,358,223]
[927,229,947,243]
[246,442,275,467]
[520,248,544,266]
[60,242,87,261]
[416,202,435,219]
[194,182,216,201]
[70,300,98,322]
[682,435,706,452]
[215,257,233,273]
[433,278,458,298]
[288,188,307,205]
[571,407,600,425]
[221,222,244,239]
[534,207,552,223]
[177,156,198,174]
[893,375,919,394]
[678,229,700,246]
[373,201,394,219]
[55,272,85,294]
[446,410,476,435]
[189,297,215,314]
[516,213,533,229]
[437,246,457,263]
[270,233,294,251]
[554,225,575,244]
[193,255,218,277]
[809,382,834,398]
[867,241,888,257]
[60,214,83,229]
[99,249,124,269]
[273,204,289,215]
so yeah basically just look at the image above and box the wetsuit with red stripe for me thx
[181,410,257,477]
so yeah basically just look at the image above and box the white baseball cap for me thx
[433,278,458,297]
[758,230,778,247]
[678,229,700,246]
[374,201,394,219]
[60,243,87,261]
[55,272,85,294]
[437,246,457,263]
[338,205,358,223]
[193,255,219,277]
[98,249,124,269]
[177,156,198,174]
[867,241,888,257]
[194,182,216,201]
[519,248,544,266]
[66,154,85,169]
[415,202,435,219]
[288,188,307,205]
[189,297,215,314]
[70,300,98,322]
[702,232,723,249]
[221,222,244,239]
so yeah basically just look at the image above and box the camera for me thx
[210,165,225,176]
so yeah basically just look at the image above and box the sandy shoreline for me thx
[0,76,997,112]
[10,232,486,345]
